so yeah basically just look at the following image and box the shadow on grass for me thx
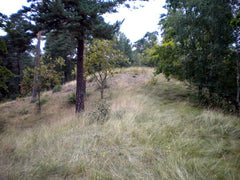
[142,77,237,115]
[142,79,193,104]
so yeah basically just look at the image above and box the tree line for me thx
[151,0,240,112]
[2,0,237,113]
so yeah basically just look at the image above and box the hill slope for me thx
[0,67,240,179]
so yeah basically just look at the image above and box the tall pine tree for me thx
[26,0,145,112]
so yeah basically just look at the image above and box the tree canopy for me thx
[153,0,239,111]
[26,0,146,112]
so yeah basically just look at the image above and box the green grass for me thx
[0,67,239,179]
[52,85,62,93]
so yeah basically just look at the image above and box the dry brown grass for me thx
[0,67,239,180]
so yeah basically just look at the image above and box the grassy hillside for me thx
[0,67,239,180]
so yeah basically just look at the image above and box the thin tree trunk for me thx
[101,86,104,99]
[64,71,68,83]
[37,89,41,113]
[236,53,240,112]
[198,84,203,101]
[17,58,21,93]
[32,31,41,101]
[75,38,85,112]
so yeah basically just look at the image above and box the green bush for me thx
[67,91,76,104]
[52,85,62,93]
[67,91,91,105]
[39,96,48,106]
[88,100,110,123]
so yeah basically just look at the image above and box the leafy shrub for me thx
[67,91,91,105]
[67,91,76,104]
[88,100,110,123]
[39,96,48,106]
[52,85,62,93]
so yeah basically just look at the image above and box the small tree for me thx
[85,39,126,99]
[21,56,64,111]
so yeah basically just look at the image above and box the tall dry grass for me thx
[0,67,239,179]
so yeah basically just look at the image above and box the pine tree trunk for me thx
[37,90,41,113]
[75,38,85,112]
[198,84,203,101]
[32,31,41,101]
[64,71,68,83]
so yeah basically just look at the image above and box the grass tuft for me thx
[52,85,62,93]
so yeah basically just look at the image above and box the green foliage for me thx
[155,0,237,110]
[0,61,13,99]
[88,100,110,123]
[0,13,14,100]
[114,32,133,66]
[0,12,35,100]
[85,39,125,74]
[26,0,136,112]
[45,31,76,83]
[21,56,64,112]
[67,91,76,105]
[231,8,240,27]
[152,40,183,80]
[21,56,64,95]
[85,39,127,99]
[67,90,90,105]
[133,31,159,67]
[52,85,62,93]
[39,96,48,106]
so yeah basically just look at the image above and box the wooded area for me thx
[0,0,240,113]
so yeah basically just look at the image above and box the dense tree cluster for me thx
[0,12,34,100]
[153,0,240,111]
[133,31,159,66]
